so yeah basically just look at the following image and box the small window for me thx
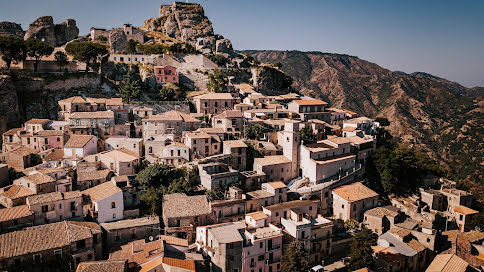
[111,202,116,208]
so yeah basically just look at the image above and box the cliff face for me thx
[24,16,79,47]
[0,22,25,38]
[250,50,483,183]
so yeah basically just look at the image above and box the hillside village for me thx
[0,2,482,272]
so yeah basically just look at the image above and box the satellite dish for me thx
[149,236,154,241]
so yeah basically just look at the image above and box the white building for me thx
[82,182,124,223]
[63,135,98,160]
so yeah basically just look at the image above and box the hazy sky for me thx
[2,0,483,87]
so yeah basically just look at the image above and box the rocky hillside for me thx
[249,50,483,183]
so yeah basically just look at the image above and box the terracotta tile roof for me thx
[82,182,122,203]
[0,221,101,258]
[406,239,426,253]
[162,193,211,219]
[101,149,139,162]
[0,185,35,199]
[194,92,235,100]
[365,206,399,218]
[197,127,225,134]
[144,110,200,123]
[425,254,470,272]
[223,140,247,148]
[27,191,81,206]
[3,127,23,136]
[100,216,160,231]
[70,111,114,119]
[25,118,50,125]
[58,96,88,104]
[45,149,65,161]
[266,181,286,190]
[36,130,64,137]
[8,146,38,156]
[453,205,479,215]
[65,135,95,148]
[332,182,378,202]
[78,169,112,182]
[163,257,195,271]
[76,260,126,272]
[132,106,154,111]
[214,110,243,119]
[246,211,268,221]
[254,155,291,166]
[159,235,189,247]
[264,200,316,212]
[23,173,55,185]
[165,142,188,148]
[0,205,32,222]
[293,99,328,106]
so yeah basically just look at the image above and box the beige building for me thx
[76,169,113,191]
[146,141,190,166]
[212,110,244,136]
[142,110,201,140]
[363,206,403,235]
[105,137,143,157]
[222,140,247,171]
[245,182,288,213]
[332,182,379,221]
[26,191,83,225]
[63,135,98,160]
[193,93,239,114]
[86,149,140,176]
[253,155,292,183]
[82,182,124,223]
[452,205,479,232]
[0,185,36,208]
[0,205,34,233]
[13,173,56,194]
[262,199,318,224]
[198,163,239,190]
[184,132,221,158]
[287,99,331,122]
[100,216,160,249]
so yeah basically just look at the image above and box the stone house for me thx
[154,65,179,84]
[142,110,201,140]
[242,224,284,272]
[2,127,23,152]
[287,99,331,122]
[222,140,247,171]
[63,135,98,160]
[69,111,115,138]
[100,216,160,249]
[2,146,39,170]
[210,199,246,224]
[245,182,288,213]
[0,164,7,188]
[0,221,102,271]
[13,173,56,194]
[253,155,292,183]
[364,206,403,235]
[440,187,473,212]
[425,254,478,272]
[212,110,244,136]
[184,132,221,158]
[105,137,143,157]
[132,106,154,119]
[239,171,266,192]
[0,205,33,233]
[0,185,35,208]
[198,163,239,191]
[88,149,140,176]
[193,92,239,115]
[262,200,318,224]
[76,260,128,272]
[82,182,124,223]
[146,141,190,166]
[420,188,446,211]
[342,117,378,136]
[162,193,212,243]
[26,191,83,225]
[77,169,113,191]
[452,205,479,232]
[332,182,379,221]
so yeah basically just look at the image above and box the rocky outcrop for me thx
[215,38,234,57]
[0,21,25,38]
[253,66,293,95]
[24,16,79,47]
[109,28,127,53]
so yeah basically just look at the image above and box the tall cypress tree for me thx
[348,228,377,270]
[281,241,309,272]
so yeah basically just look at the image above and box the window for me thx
[88,253,93,260]
[111,202,116,208]
[76,239,86,249]
[54,249,62,259]
[259,241,263,248]
[258,255,264,261]
[33,254,41,264]
[59,203,62,209]
[42,205,48,213]
[113,213,116,219]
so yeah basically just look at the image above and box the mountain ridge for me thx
[248,50,483,184]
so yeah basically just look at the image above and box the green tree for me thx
[281,241,309,272]
[253,59,261,66]
[136,163,185,189]
[301,126,317,144]
[65,41,108,72]
[136,43,169,55]
[117,67,143,103]
[126,39,139,54]
[206,69,228,93]
[140,187,163,215]
[348,228,377,271]
[344,219,359,231]
[244,124,265,140]
[159,82,185,101]
[375,117,390,127]
[25,38,54,72]
[470,213,484,231]
[54,51,69,71]
[274,62,283,69]
[96,35,107,42]
[208,54,228,67]
[0,36,25,69]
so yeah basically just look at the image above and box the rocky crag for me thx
[0,22,25,38]
[143,2,234,56]
[24,16,79,47]
[250,50,483,183]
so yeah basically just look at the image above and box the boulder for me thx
[216,38,234,56]
[24,16,56,46]
[195,37,216,54]
[0,21,25,39]
[24,16,79,47]
[109,28,127,53]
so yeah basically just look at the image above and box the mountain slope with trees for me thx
[249,50,483,186]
